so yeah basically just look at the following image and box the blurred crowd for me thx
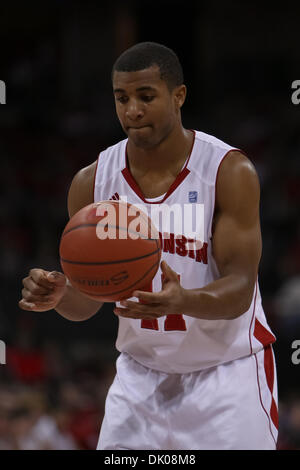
[0,0,299,450]
[0,334,117,450]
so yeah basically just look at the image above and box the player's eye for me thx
[116,96,128,104]
[141,95,155,103]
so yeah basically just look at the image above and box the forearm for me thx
[55,279,104,321]
[182,274,254,320]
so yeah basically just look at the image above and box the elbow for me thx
[230,279,256,319]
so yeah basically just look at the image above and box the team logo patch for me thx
[188,191,198,203]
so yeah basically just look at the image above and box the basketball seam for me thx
[60,247,160,265]
[62,222,158,241]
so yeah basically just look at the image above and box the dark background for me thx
[0,0,299,450]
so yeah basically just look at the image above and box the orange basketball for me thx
[59,200,161,302]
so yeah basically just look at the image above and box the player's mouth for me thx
[127,125,151,131]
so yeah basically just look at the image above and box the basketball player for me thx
[19,42,278,450]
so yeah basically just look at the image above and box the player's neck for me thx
[127,126,193,175]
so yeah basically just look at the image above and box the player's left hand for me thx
[113,261,186,320]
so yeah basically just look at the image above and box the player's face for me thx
[113,66,186,149]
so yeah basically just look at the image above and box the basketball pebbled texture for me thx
[59,200,161,302]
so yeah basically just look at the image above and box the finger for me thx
[117,300,164,317]
[22,277,53,295]
[160,260,179,281]
[131,290,162,304]
[114,307,136,318]
[19,299,36,310]
[46,271,67,287]
[114,308,159,320]
[22,287,54,304]
[114,308,137,318]
[18,299,53,312]
[120,300,162,314]
[120,300,141,308]
[29,269,56,289]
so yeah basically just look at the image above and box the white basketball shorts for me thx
[97,348,278,450]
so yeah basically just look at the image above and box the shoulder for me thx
[73,159,98,184]
[216,150,260,215]
[219,150,258,184]
[67,160,98,218]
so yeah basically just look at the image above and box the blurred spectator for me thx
[7,391,78,450]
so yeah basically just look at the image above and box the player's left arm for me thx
[184,150,262,319]
[115,151,262,321]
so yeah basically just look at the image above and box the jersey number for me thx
[140,274,187,332]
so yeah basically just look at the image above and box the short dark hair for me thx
[112,42,184,90]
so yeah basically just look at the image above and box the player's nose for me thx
[125,100,144,121]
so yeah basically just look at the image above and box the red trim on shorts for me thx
[264,346,279,429]
[254,345,278,444]
[93,153,101,202]
[254,352,278,447]
[121,131,195,204]
[254,318,278,431]
[251,301,278,437]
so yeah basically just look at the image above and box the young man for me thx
[19,42,278,450]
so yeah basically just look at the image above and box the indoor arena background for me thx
[0,1,299,450]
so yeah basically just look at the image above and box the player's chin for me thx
[126,127,156,148]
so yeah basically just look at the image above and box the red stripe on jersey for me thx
[121,132,195,205]
[264,344,274,392]
[121,166,191,205]
[270,397,279,430]
[254,318,276,347]
[121,165,145,201]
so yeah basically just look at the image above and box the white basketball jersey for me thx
[94,130,276,373]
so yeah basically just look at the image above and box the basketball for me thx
[59,200,161,302]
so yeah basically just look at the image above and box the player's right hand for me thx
[19,269,67,312]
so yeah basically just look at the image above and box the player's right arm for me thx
[19,160,104,321]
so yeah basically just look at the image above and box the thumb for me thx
[47,271,67,287]
[160,261,179,282]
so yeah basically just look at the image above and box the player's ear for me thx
[173,85,187,111]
